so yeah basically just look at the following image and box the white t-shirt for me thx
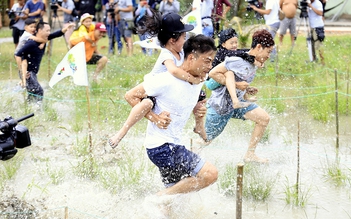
[143,72,204,148]
[11,3,25,30]
[144,48,184,80]
[14,31,33,55]
[308,0,324,28]
[118,0,134,19]
[192,0,214,27]
[264,0,280,25]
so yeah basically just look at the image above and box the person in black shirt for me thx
[15,22,73,103]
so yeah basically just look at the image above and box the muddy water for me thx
[1,80,350,219]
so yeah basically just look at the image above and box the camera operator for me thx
[9,0,28,48]
[55,0,77,46]
[250,0,280,62]
[308,0,324,64]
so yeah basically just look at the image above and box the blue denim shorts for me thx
[205,103,258,141]
[146,143,205,187]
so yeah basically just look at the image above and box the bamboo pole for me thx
[334,69,339,150]
[296,121,300,199]
[10,62,12,81]
[236,163,244,219]
[64,206,68,219]
[85,86,93,153]
[346,65,349,116]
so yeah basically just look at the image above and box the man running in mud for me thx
[123,35,217,213]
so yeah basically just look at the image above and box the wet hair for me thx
[138,10,182,47]
[251,29,275,49]
[183,34,217,59]
[36,22,49,32]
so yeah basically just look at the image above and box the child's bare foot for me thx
[108,133,123,149]
[233,101,251,109]
[244,154,269,164]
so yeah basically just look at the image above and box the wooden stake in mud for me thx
[64,207,68,219]
[236,163,244,219]
[86,87,93,153]
[334,69,339,150]
[346,65,349,116]
[296,121,300,199]
[10,62,12,81]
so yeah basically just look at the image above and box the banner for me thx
[133,37,162,49]
[183,9,202,35]
[49,42,89,87]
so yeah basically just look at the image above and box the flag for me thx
[133,37,162,49]
[49,42,89,88]
[183,9,202,35]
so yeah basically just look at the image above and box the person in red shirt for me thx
[212,0,232,36]
[71,22,108,83]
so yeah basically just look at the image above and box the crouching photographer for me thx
[55,0,77,45]
[307,0,325,64]
[0,113,34,161]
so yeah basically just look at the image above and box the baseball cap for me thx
[95,23,107,32]
[161,13,194,33]
[218,28,238,46]
[80,13,94,23]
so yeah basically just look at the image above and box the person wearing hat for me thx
[109,12,204,148]
[113,35,218,217]
[205,28,256,91]
[202,29,275,163]
[70,22,108,82]
[69,13,95,48]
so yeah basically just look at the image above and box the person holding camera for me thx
[9,0,28,48]
[115,0,134,56]
[308,0,325,64]
[56,0,76,46]
[159,0,180,14]
[250,0,280,62]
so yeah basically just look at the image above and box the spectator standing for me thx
[10,0,27,48]
[308,0,325,64]
[279,0,298,46]
[212,0,232,36]
[159,0,180,14]
[77,0,96,18]
[70,23,109,82]
[115,0,134,56]
[135,0,153,55]
[105,0,123,55]
[23,0,45,21]
[192,0,214,38]
[56,0,76,46]
[250,0,280,61]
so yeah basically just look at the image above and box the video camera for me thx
[107,0,119,14]
[50,0,62,10]
[246,0,261,11]
[5,8,16,20]
[0,113,34,161]
[299,0,310,18]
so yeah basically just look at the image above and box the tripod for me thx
[290,10,316,62]
[51,10,62,30]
